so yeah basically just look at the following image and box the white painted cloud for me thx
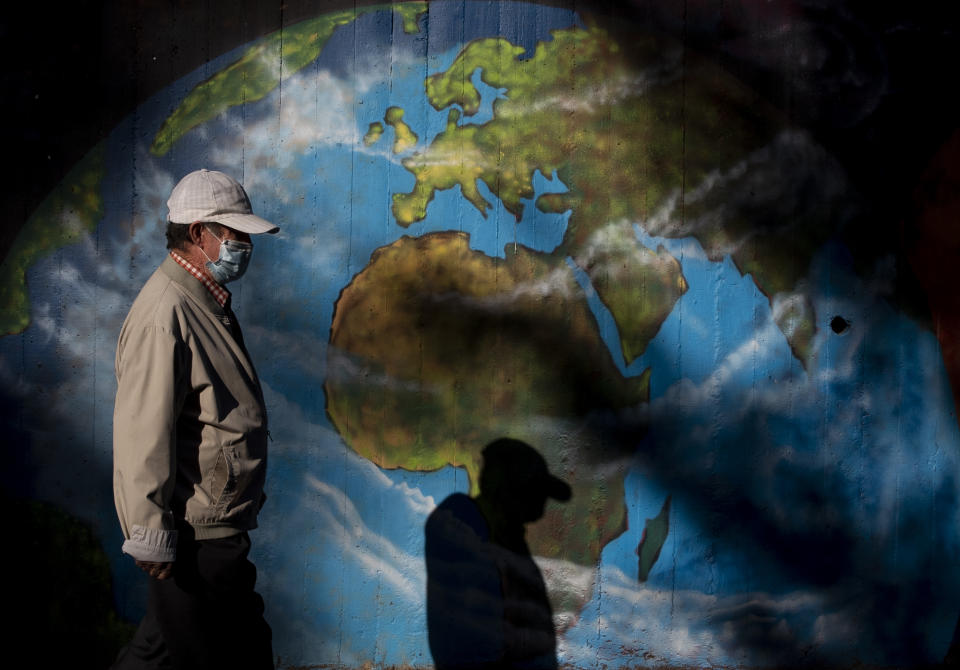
[304,473,425,603]
[637,130,852,264]
[391,479,438,518]
[641,316,785,416]
[576,220,683,278]
[245,324,331,383]
[132,158,176,228]
[498,48,683,117]
[207,67,362,203]
[559,563,878,668]
[260,380,438,528]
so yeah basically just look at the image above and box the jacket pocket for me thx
[208,445,241,510]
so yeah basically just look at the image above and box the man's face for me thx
[190,222,252,261]
[203,224,253,253]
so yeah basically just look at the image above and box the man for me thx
[112,169,277,670]
[425,438,571,670]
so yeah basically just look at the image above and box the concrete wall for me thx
[2,1,960,667]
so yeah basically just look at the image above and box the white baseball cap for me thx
[167,169,279,234]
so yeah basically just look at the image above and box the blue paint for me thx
[567,231,960,666]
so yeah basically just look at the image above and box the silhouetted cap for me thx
[481,438,572,501]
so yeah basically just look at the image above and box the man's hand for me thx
[135,559,174,580]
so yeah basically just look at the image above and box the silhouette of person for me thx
[425,438,572,670]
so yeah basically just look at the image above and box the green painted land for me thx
[326,232,649,566]
[637,495,671,582]
[150,2,427,156]
[364,122,385,147]
[774,292,817,363]
[392,23,831,363]
[578,222,688,364]
[384,107,418,154]
[0,144,104,335]
[1,4,431,338]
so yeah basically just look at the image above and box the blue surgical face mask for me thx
[201,226,252,284]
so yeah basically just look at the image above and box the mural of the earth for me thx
[1,1,958,667]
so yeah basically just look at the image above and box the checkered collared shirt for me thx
[169,250,230,307]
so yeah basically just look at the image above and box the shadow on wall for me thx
[425,438,571,670]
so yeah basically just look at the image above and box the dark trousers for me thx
[112,531,273,670]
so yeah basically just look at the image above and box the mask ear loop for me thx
[200,225,224,266]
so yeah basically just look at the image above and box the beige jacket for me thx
[113,255,268,562]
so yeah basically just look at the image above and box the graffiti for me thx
[2,1,960,668]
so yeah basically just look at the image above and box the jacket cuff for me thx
[122,525,178,562]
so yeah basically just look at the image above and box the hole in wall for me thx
[830,316,851,334]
